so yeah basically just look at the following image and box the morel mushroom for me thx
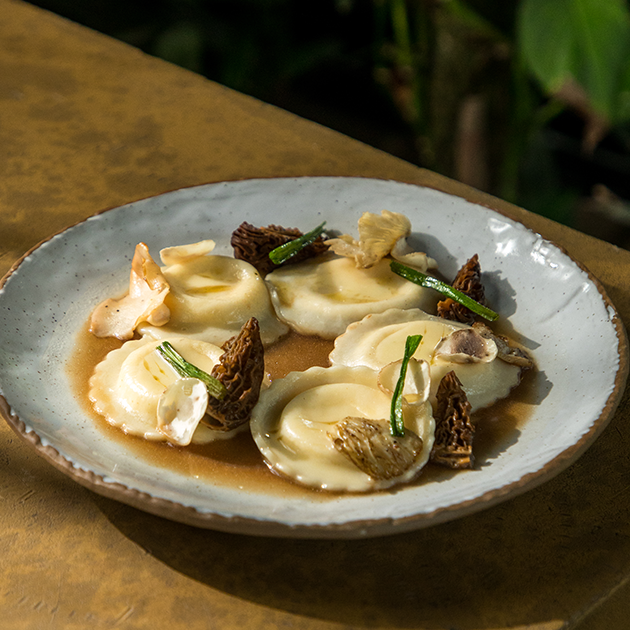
[472,322,534,370]
[431,370,475,469]
[329,417,424,480]
[203,317,265,431]
[231,222,328,276]
[437,254,486,325]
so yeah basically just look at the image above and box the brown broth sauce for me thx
[71,326,340,499]
[69,323,536,497]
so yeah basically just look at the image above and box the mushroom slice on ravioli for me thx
[89,242,170,341]
[138,247,288,347]
[250,365,435,492]
[329,308,527,412]
[265,256,438,340]
[89,336,243,443]
[325,210,437,271]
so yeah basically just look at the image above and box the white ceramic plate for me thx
[0,177,627,538]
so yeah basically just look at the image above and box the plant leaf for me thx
[518,0,576,93]
[570,0,630,120]
[517,0,630,122]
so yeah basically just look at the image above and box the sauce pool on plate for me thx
[68,322,535,497]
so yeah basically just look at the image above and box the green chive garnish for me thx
[268,221,327,265]
[157,341,227,400]
[390,334,423,437]
[390,260,499,322]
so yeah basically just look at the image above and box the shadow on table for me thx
[94,387,630,629]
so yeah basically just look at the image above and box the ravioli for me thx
[329,308,523,411]
[86,212,535,494]
[89,335,240,443]
[138,254,288,347]
[250,365,435,492]
[265,255,438,339]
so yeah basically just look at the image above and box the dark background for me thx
[28,0,630,247]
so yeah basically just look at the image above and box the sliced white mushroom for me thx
[89,242,170,340]
[377,357,431,405]
[434,328,498,364]
[390,238,437,271]
[157,378,209,446]
[472,322,535,369]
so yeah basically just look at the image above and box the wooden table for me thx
[2,1,630,628]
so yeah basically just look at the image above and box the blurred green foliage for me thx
[519,0,630,123]
[372,0,630,235]
[30,0,630,240]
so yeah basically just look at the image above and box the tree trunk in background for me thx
[428,7,512,194]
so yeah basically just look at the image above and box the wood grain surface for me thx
[2,1,630,628]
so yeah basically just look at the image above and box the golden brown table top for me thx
[2,1,630,628]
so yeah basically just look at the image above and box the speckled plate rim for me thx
[0,176,627,539]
